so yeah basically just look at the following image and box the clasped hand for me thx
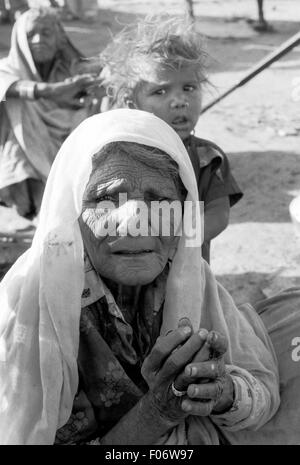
[48,74,105,109]
[141,321,234,424]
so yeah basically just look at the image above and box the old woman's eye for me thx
[96,194,115,201]
[42,30,52,38]
[94,197,117,216]
[158,197,175,202]
[145,193,170,202]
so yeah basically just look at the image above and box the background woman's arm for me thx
[5,80,37,99]
[5,75,102,109]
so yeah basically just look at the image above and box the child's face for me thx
[133,64,202,140]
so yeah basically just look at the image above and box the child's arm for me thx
[204,196,230,242]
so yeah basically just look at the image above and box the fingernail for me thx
[190,386,198,398]
[187,366,197,376]
[182,401,191,412]
[207,331,218,345]
[191,366,197,376]
[182,326,192,335]
[185,365,192,376]
[198,328,208,339]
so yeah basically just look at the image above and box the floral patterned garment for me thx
[55,257,169,444]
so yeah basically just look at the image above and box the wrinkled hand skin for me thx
[141,325,207,423]
[142,319,235,420]
[175,324,235,415]
[39,74,103,109]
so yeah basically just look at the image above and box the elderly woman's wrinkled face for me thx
[79,150,183,286]
[26,16,59,63]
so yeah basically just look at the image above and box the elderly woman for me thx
[0,7,103,220]
[0,109,279,445]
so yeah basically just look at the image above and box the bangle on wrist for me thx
[33,83,39,99]
[212,374,235,415]
[18,81,36,100]
[144,392,182,428]
[34,83,49,99]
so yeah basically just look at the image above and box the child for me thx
[100,16,243,262]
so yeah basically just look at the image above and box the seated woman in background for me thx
[0,7,103,220]
[0,109,279,445]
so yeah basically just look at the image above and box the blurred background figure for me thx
[10,1,100,22]
[253,0,272,32]
[255,0,269,31]
[63,0,99,21]
[257,0,265,23]
[0,7,104,220]
[185,0,194,22]
[0,0,28,24]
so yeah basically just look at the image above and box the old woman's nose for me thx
[115,200,150,236]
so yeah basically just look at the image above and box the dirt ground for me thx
[0,0,300,305]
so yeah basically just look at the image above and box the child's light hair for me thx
[100,15,209,105]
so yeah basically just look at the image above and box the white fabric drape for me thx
[0,109,205,444]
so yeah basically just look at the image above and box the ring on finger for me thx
[171,382,187,397]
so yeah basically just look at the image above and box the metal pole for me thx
[201,31,300,114]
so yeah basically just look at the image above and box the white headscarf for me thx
[0,109,205,444]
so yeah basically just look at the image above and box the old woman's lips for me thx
[108,237,156,257]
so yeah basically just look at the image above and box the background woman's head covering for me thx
[0,109,205,444]
[1,7,82,85]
